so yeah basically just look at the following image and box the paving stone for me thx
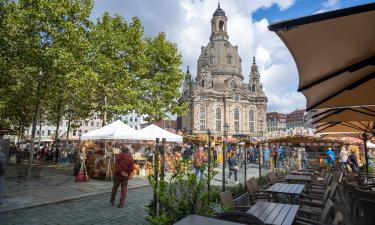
[0,186,152,225]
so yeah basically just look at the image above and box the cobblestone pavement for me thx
[0,186,153,225]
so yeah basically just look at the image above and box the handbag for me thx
[233,166,240,171]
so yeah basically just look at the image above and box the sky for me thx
[91,0,373,114]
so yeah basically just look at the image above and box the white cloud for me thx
[316,0,341,14]
[92,0,305,113]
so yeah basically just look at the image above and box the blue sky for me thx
[91,0,374,114]
[252,0,374,22]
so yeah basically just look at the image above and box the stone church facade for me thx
[179,5,267,136]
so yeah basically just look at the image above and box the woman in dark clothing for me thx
[227,151,239,184]
[347,152,359,172]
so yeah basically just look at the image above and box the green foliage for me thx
[147,160,220,225]
[0,0,186,136]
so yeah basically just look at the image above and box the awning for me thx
[134,124,183,143]
[315,121,375,134]
[268,3,375,110]
[312,106,375,124]
[81,120,136,140]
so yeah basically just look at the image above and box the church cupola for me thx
[210,3,228,41]
[185,66,191,82]
[249,56,263,93]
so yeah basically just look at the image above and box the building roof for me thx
[213,3,226,17]
[267,112,287,121]
[286,109,305,122]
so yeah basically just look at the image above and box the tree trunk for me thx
[54,100,63,140]
[66,115,71,146]
[27,71,42,179]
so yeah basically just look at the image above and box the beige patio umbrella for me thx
[312,106,375,124]
[268,3,375,110]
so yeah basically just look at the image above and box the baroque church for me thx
[179,4,268,136]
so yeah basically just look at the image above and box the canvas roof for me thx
[81,120,136,140]
[134,124,183,143]
[269,3,375,110]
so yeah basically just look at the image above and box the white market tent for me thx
[134,124,183,143]
[81,120,136,140]
[367,141,375,149]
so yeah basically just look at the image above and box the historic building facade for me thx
[179,5,267,136]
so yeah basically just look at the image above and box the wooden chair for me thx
[219,191,250,212]
[215,211,265,225]
[299,183,338,215]
[351,186,375,223]
[267,172,285,184]
[300,186,331,208]
[309,174,332,190]
[332,211,344,225]
[245,178,270,204]
[294,199,334,225]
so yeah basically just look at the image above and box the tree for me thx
[88,13,144,124]
[138,33,187,122]
[0,0,95,177]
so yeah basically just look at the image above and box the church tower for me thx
[210,3,228,41]
[179,5,268,136]
[249,57,264,93]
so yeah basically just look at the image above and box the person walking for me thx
[326,147,336,169]
[302,148,309,170]
[277,146,285,168]
[263,147,271,168]
[213,147,218,163]
[347,150,359,172]
[193,147,207,180]
[297,148,303,170]
[339,145,349,171]
[0,150,6,206]
[110,147,134,208]
[271,147,277,169]
[227,150,239,184]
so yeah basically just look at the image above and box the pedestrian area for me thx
[1,186,152,225]
[1,166,149,213]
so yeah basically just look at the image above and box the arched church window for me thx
[249,109,255,132]
[215,107,221,131]
[199,107,206,131]
[235,95,240,101]
[209,55,214,64]
[227,55,232,64]
[252,84,256,92]
[230,80,236,89]
[201,80,205,87]
[234,108,240,132]
[219,20,224,31]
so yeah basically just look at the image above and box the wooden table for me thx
[174,215,245,225]
[266,183,305,203]
[285,175,311,183]
[247,201,299,225]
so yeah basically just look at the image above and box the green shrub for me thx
[147,160,219,225]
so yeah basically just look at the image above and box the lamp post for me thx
[223,123,229,191]
[207,129,212,201]
[258,131,263,179]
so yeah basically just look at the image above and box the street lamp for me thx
[258,131,263,179]
[223,123,229,191]
[207,129,212,201]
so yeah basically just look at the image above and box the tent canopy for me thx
[269,3,375,110]
[312,106,375,124]
[81,120,136,140]
[135,124,183,143]
[315,121,375,134]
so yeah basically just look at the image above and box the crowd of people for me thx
[7,141,77,165]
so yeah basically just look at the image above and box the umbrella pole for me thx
[363,133,369,174]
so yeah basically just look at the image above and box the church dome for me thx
[213,5,225,17]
